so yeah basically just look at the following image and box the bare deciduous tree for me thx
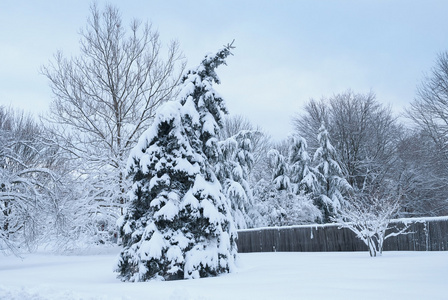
[41,4,186,230]
[396,131,448,216]
[407,52,448,159]
[404,51,448,217]
[0,107,60,255]
[293,90,401,196]
[335,193,409,257]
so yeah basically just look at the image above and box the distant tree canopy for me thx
[0,107,64,255]
[293,90,401,200]
[407,51,448,159]
[404,51,448,216]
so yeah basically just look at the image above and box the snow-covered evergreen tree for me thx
[116,44,237,281]
[252,144,321,227]
[268,149,291,191]
[288,135,318,195]
[313,124,351,222]
[217,130,257,229]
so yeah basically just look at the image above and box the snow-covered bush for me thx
[115,43,237,281]
[334,194,410,257]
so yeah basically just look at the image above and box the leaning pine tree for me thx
[115,43,237,281]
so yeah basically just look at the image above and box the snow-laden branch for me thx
[334,194,410,257]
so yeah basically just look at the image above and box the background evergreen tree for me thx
[254,143,321,226]
[288,135,318,196]
[116,43,237,281]
[268,149,291,191]
[217,130,257,229]
[313,124,351,222]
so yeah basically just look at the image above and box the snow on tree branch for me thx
[334,193,411,257]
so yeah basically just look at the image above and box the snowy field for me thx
[0,248,447,300]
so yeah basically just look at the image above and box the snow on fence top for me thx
[237,215,448,233]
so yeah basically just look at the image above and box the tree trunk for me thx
[367,237,377,257]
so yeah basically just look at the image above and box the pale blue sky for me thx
[1,1,448,139]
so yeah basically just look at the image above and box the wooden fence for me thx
[236,217,448,253]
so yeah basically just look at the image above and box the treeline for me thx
[242,87,448,229]
[2,3,448,255]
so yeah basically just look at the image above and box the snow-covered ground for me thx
[0,247,446,300]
